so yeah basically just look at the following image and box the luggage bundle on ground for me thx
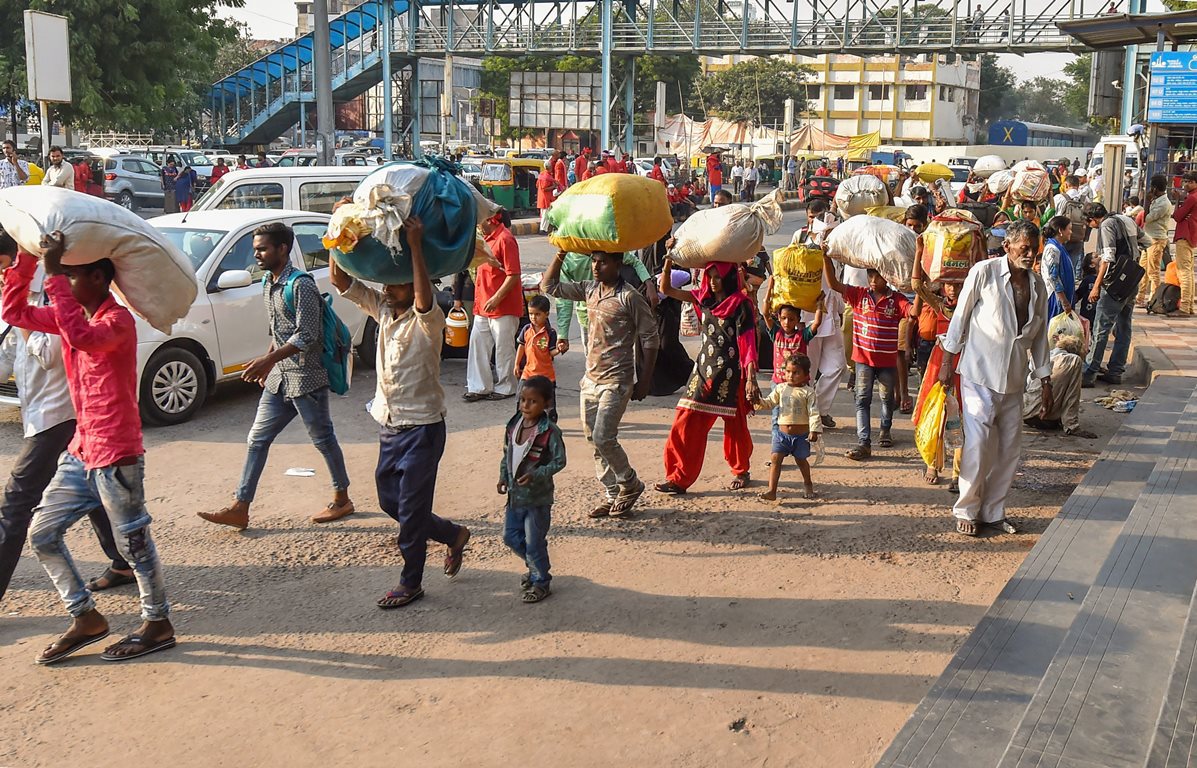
[0,185,197,333]
[770,242,825,313]
[669,189,784,268]
[824,213,917,290]
[323,158,496,284]
[545,173,672,254]
[921,208,985,284]
[834,174,888,216]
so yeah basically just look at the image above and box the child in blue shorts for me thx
[755,354,820,501]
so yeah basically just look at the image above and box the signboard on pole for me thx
[24,11,72,103]
[655,82,666,129]
[1147,51,1197,124]
[509,72,602,131]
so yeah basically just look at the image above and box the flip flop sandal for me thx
[653,482,687,495]
[610,481,645,516]
[462,392,488,403]
[99,634,177,662]
[36,630,111,666]
[987,519,1019,534]
[444,527,471,578]
[377,587,424,609]
[728,474,751,491]
[878,434,894,448]
[948,479,960,493]
[588,503,613,518]
[956,519,979,537]
[86,568,136,592]
[522,584,551,603]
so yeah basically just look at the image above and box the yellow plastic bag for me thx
[916,162,954,183]
[547,173,672,254]
[865,205,908,223]
[915,382,948,470]
[770,243,825,312]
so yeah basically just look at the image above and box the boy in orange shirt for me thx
[515,294,562,421]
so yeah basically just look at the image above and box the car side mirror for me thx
[215,269,253,290]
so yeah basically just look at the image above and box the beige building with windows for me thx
[704,53,982,145]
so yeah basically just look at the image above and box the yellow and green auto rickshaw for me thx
[478,157,544,214]
[755,155,782,185]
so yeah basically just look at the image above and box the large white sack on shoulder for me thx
[1011,159,1046,173]
[987,169,1015,194]
[669,190,785,268]
[825,214,916,291]
[973,155,1006,178]
[834,174,888,216]
[352,163,430,251]
[0,186,197,333]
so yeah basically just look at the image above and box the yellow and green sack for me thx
[865,205,908,223]
[770,243,825,313]
[546,173,672,254]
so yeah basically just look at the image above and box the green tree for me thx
[1014,76,1071,123]
[978,53,1018,129]
[0,0,244,135]
[696,58,812,123]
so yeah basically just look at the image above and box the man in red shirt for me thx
[210,157,230,183]
[814,162,832,177]
[1171,172,1197,316]
[553,150,568,191]
[822,255,911,460]
[1,233,175,664]
[705,153,723,197]
[71,158,91,193]
[464,211,525,402]
[536,161,557,232]
[573,148,590,184]
[648,156,667,184]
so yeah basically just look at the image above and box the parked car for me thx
[1,210,376,426]
[948,164,972,198]
[102,153,166,210]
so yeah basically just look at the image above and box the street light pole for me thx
[313,0,335,165]
[381,0,393,160]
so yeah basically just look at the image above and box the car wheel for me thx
[356,318,378,369]
[140,347,208,426]
[116,190,136,211]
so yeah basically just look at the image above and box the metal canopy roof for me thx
[1057,9,1197,49]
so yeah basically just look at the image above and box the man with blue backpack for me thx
[199,222,355,531]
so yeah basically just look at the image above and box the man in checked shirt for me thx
[200,222,354,531]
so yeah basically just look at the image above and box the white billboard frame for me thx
[24,11,72,103]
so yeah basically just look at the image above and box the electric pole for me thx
[313,0,335,166]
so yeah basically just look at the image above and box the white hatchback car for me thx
[1,210,375,427]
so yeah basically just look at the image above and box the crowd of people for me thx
[0,141,1190,666]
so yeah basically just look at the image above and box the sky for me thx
[221,0,1171,84]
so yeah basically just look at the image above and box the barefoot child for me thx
[514,294,561,421]
[498,376,566,603]
[755,354,821,501]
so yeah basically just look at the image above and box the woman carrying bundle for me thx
[655,260,760,494]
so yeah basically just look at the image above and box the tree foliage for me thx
[978,53,1102,131]
[0,0,245,133]
[696,58,813,123]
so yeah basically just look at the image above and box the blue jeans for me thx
[30,453,169,621]
[1085,291,1134,378]
[854,362,896,445]
[236,386,350,503]
[376,420,462,589]
[503,504,552,587]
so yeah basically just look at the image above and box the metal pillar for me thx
[300,101,307,147]
[600,0,613,150]
[624,58,636,155]
[382,0,394,159]
[410,0,423,158]
[313,0,335,164]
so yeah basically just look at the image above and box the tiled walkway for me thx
[1133,312,1197,379]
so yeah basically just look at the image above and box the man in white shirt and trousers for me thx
[938,219,1054,537]
[802,204,846,427]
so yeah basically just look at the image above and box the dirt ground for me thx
[0,318,1130,767]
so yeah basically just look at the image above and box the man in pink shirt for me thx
[1,232,175,665]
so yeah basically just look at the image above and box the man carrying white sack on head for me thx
[938,219,1053,538]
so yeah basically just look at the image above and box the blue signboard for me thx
[1148,52,1197,124]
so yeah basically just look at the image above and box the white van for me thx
[1090,135,1141,187]
[191,166,372,215]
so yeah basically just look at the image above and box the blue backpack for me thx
[265,271,353,395]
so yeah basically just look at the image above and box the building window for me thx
[833,84,854,101]
[805,84,821,101]
[940,86,954,102]
[868,84,890,101]
[905,84,928,101]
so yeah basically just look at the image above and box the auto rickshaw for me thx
[755,155,782,185]
[478,157,544,214]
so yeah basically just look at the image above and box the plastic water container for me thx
[445,307,470,348]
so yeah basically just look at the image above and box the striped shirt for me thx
[842,286,910,369]
[769,324,816,383]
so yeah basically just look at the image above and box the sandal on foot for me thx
[987,519,1019,534]
[36,629,111,665]
[522,584,551,603]
[845,444,871,461]
[802,488,818,500]
[610,480,645,516]
[728,473,750,491]
[444,526,471,578]
[588,502,613,518]
[899,397,914,414]
[520,573,532,590]
[654,481,687,495]
[923,467,940,485]
[956,519,979,537]
[462,392,488,403]
[99,633,177,662]
[86,568,135,592]
[878,431,893,448]
[377,586,424,609]
[948,479,960,493]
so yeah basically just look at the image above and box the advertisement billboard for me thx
[508,72,602,131]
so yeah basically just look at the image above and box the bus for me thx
[988,120,1094,148]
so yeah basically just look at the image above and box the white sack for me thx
[1011,159,1047,173]
[973,155,1006,179]
[0,186,197,333]
[987,169,1015,194]
[669,189,784,268]
[834,174,889,216]
[825,214,917,291]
